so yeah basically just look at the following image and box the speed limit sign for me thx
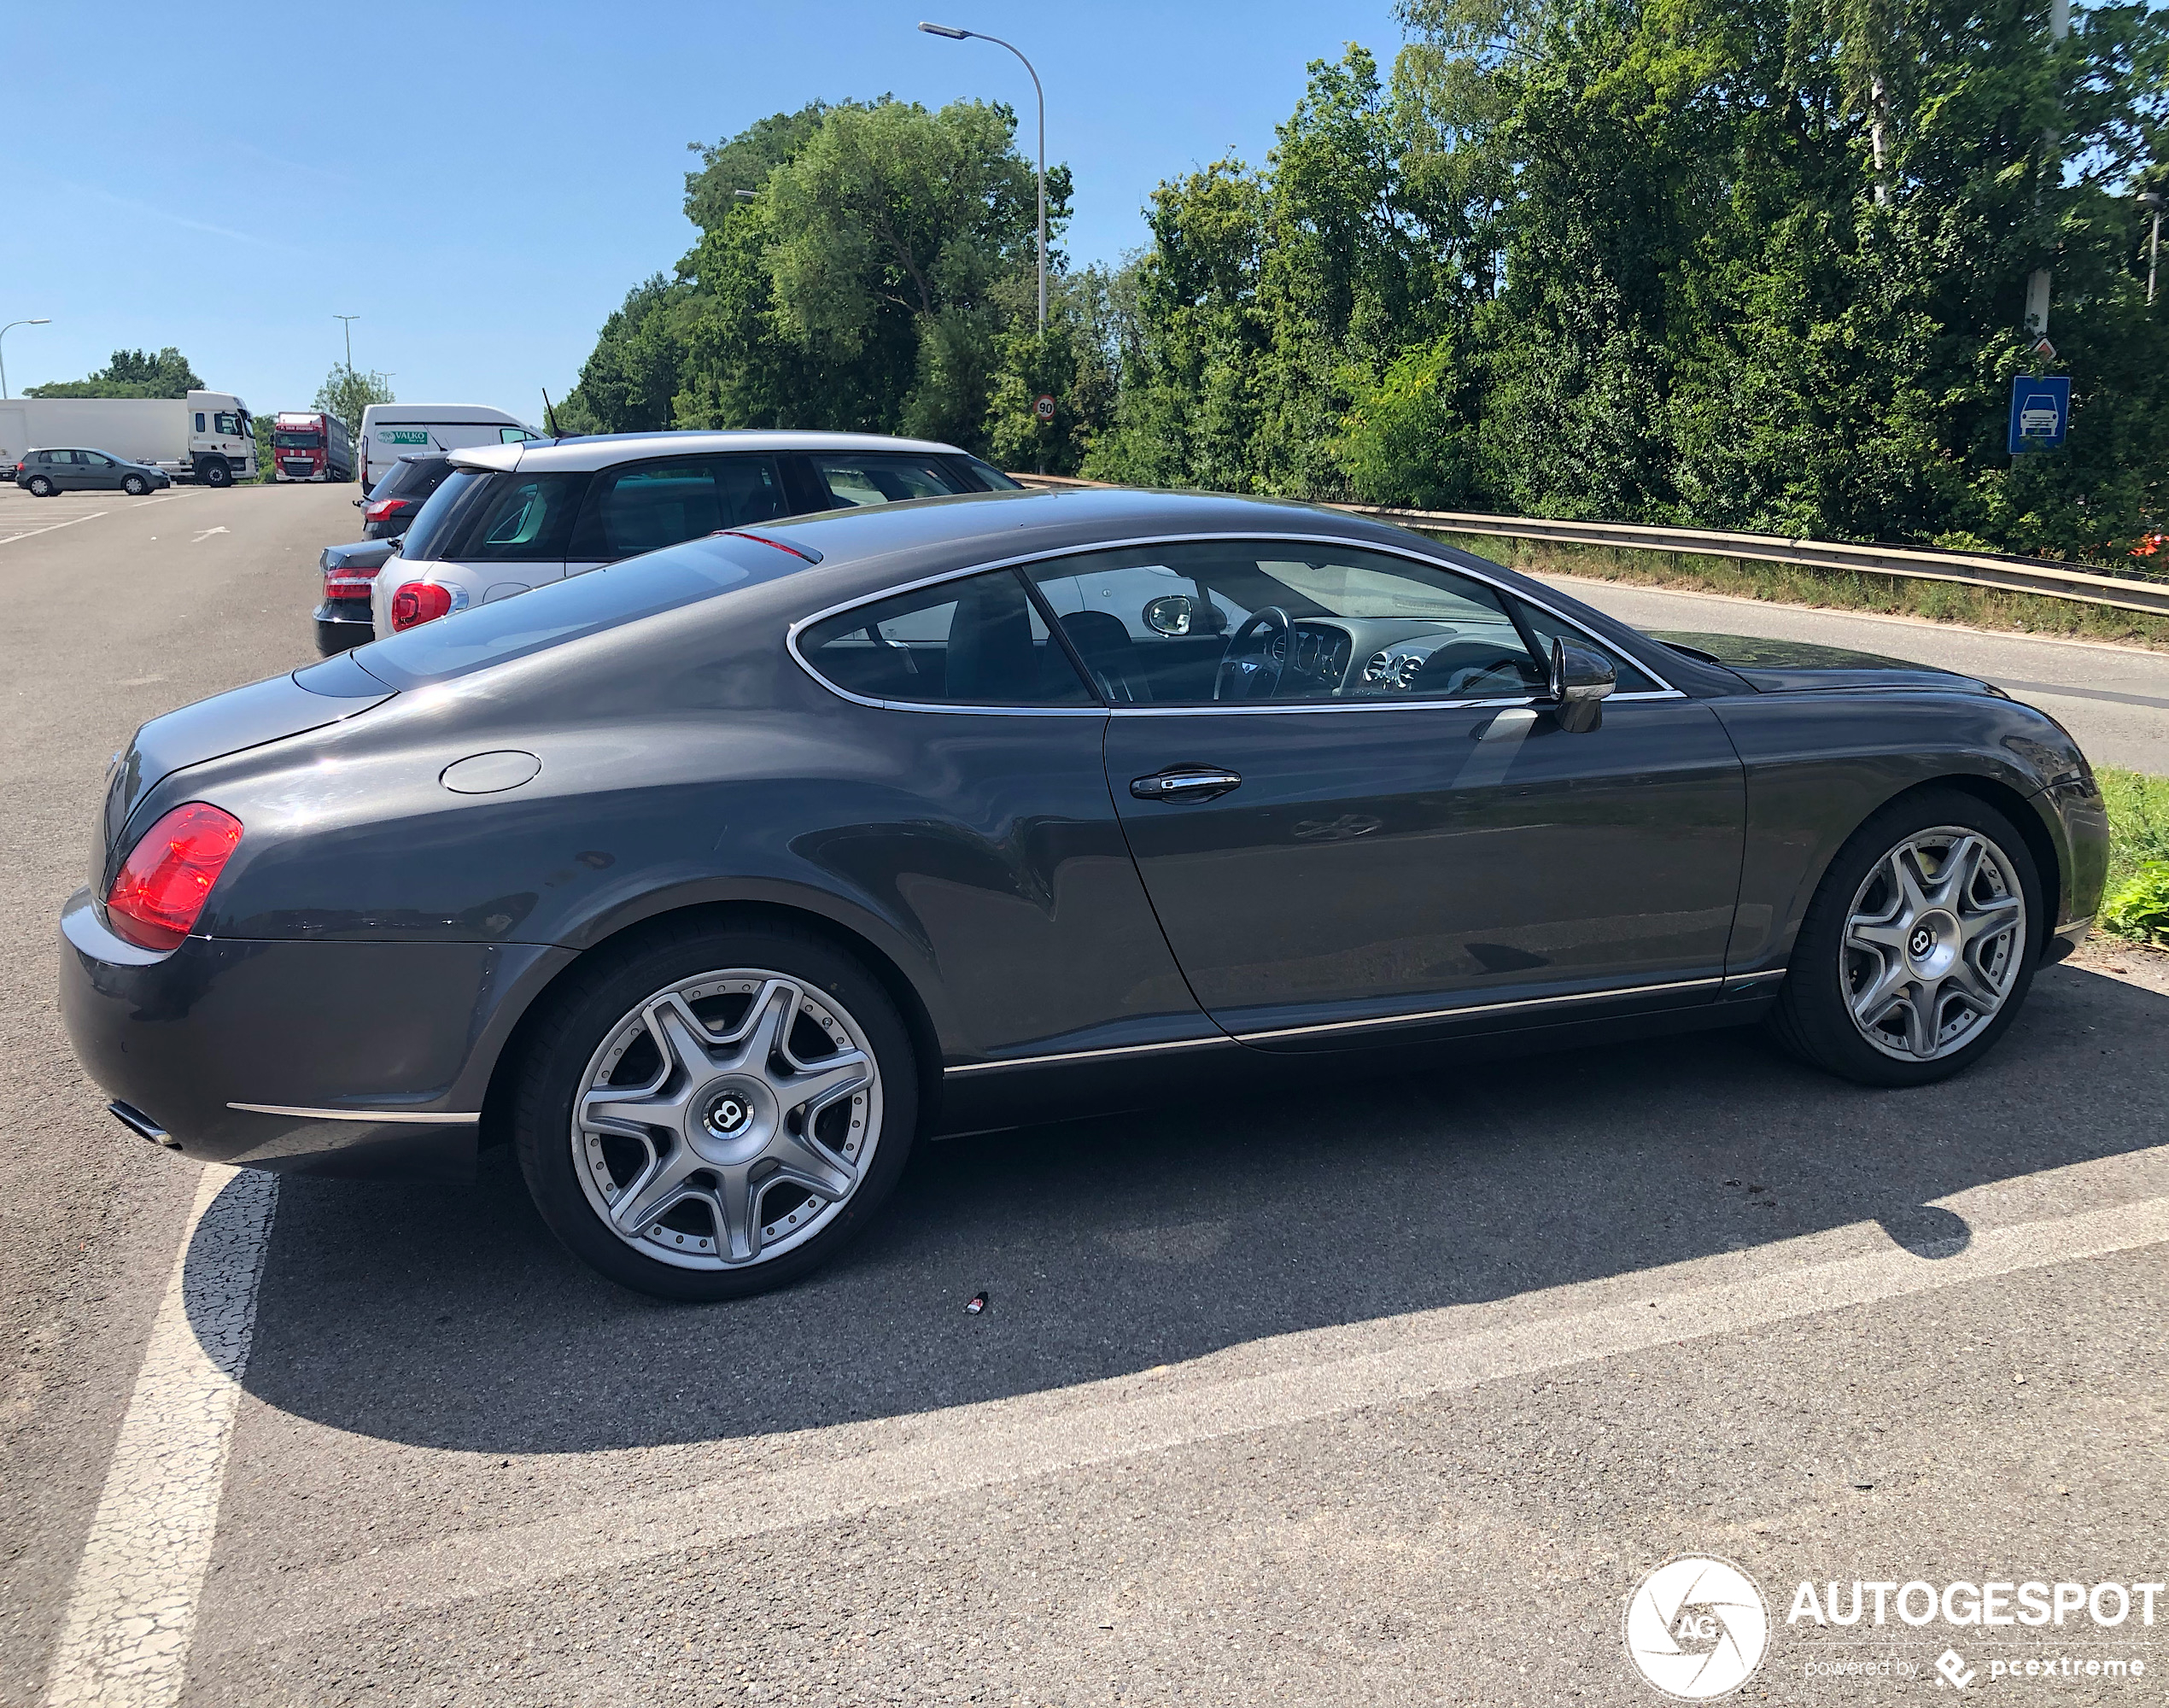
[1032,393,1056,423]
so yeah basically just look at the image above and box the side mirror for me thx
[1143,594,1196,636]
[1546,637,1616,734]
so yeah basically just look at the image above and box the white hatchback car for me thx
[369,430,1018,640]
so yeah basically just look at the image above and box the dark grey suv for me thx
[17,447,172,498]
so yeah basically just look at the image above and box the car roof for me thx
[447,429,968,474]
[763,485,1421,580]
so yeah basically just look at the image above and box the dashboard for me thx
[1256,617,1539,699]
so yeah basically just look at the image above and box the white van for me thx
[358,403,542,493]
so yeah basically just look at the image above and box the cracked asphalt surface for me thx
[2,481,2164,1706]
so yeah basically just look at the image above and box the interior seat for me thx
[1059,611,1153,703]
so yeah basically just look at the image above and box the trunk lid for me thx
[101,658,394,871]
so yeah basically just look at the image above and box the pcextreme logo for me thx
[1625,1555,1771,1699]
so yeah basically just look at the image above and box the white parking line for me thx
[0,512,108,547]
[42,1166,278,1708]
[220,1185,2169,1643]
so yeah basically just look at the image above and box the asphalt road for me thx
[3,483,2166,1707]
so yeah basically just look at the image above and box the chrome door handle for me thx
[1130,768,1242,802]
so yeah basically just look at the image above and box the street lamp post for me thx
[334,313,360,374]
[919,21,1045,333]
[0,317,53,400]
[2142,192,2164,307]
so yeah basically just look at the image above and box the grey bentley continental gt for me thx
[61,488,2108,1299]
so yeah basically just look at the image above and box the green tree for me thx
[26,346,202,399]
[313,365,395,442]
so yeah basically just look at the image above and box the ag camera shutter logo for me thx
[1624,1555,1770,1699]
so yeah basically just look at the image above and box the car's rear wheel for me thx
[513,923,918,1301]
[1769,789,2040,1086]
[121,474,148,496]
[26,475,53,497]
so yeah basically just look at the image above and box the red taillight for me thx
[390,581,456,630]
[364,497,413,524]
[105,803,243,951]
[321,560,384,602]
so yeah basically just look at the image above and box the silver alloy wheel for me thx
[1841,825,2026,1062]
[570,969,882,1271]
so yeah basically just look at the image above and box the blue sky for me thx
[4,2,1403,419]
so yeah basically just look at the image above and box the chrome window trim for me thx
[785,529,1681,717]
[227,1102,481,1124]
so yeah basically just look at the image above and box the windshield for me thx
[329,532,816,692]
[273,431,323,448]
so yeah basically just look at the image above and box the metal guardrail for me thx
[1006,472,2169,619]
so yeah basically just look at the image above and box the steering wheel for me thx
[1214,606,1293,701]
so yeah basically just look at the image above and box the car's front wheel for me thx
[1769,788,2041,1086]
[200,460,231,488]
[25,475,53,497]
[513,922,919,1300]
[122,474,148,496]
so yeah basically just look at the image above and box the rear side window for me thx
[810,453,970,508]
[405,471,592,563]
[569,455,786,559]
[798,570,1093,707]
[371,457,452,504]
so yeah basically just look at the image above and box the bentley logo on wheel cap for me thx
[704,1091,752,1137]
[1909,926,1935,957]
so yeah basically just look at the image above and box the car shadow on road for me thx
[236,961,2166,1454]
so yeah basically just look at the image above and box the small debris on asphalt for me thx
[965,1291,988,1315]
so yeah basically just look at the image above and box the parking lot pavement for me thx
[4,497,2166,1705]
[1541,571,2169,775]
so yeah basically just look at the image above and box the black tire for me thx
[200,459,231,488]
[121,474,148,496]
[512,921,920,1301]
[1768,787,2043,1087]
[25,475,53,497]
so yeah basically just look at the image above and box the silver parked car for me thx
[369,430,1017,638]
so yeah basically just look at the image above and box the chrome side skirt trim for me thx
[227,1102,482,1124]
[944,975,1730,1073]
[944,1034,1238,1078]
[1233,976,1726,1043]
[1720,968,1789,994]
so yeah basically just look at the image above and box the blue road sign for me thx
[2008,375,2070,453]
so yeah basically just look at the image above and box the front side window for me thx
[213,412,241,436]
[810,453,970,508]
[570,456,786,560]
[83,453,114,467]
[798,570,1093,707]
[1020,541,1557,706]
[500,426,536,443]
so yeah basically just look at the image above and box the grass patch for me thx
[2099,766,2169,945]
[1428,531,2169,654]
